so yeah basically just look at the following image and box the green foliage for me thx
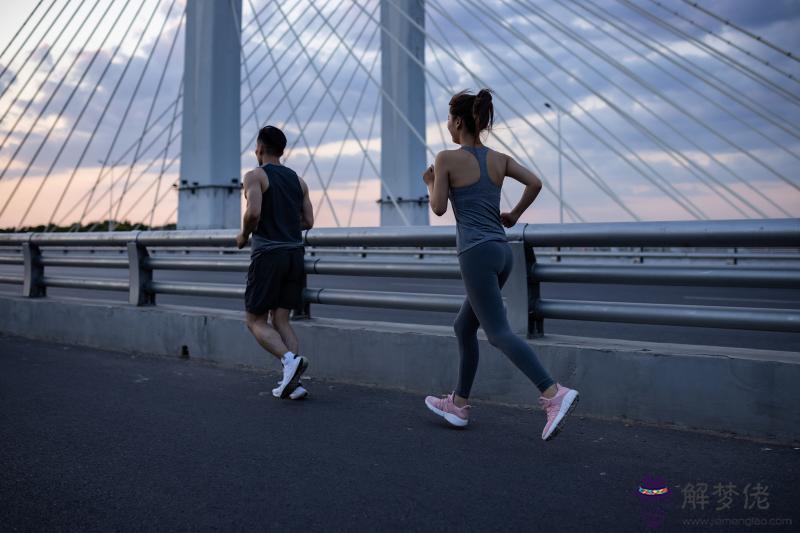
[0,220,178,233]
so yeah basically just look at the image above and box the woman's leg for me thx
[460,243,555,394]
[454,297,480,401]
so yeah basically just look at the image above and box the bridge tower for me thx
[177,0,242,230]
[380,0,429,226]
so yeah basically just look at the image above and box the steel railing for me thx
[0,218,798,336]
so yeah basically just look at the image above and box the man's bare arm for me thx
[236,170,264,248]
[299,177,314,230]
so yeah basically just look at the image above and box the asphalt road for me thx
[1,335,797,532]
[0,258,798,351]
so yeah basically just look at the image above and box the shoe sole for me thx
[425,398,468,427]
[543,390,579,441]
[279,357,308,399]
[290,388,308,400]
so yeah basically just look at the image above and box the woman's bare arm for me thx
[423,151,450,217]
[501,156,543,227]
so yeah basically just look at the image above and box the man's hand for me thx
[500,211,519,228]
[422,164,435,185]
[235,233,248,249]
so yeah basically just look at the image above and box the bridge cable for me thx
[83,121,182,227]
[578,0,800,140]
[116,108,183,226]
[254,0,368,227]
[246,0,366,227]
[51,94,183,229]
[76,0,173,227]
[95,0,287,229]
[0,0,71,134]
[423,12,520,214]
[0,0,90,162]
[53,4,276,229]
[518,0,784,216]
[0,0,49,88]
[423,0,686,219]
[148,85,183,228]
[0,0,116,225]
[646,0,799,86]
[19,0,147,229]
[557,0,800,168]
[626,0,800,104]
[346,89,381,227]
[679,0,800,64]
[237,0,335,154]
[621,0,799,109]
[383,0,590,222]
[451,0,715,219]
[545,0,795,216]
[109,0,183,225]
[306,13,382,221]
[584,0,800,183]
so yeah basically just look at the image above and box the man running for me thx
[236,125,314,400]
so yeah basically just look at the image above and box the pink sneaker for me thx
[539,383,580,441]
[425,392,470,427]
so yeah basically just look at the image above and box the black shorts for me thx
[245,247,305,315]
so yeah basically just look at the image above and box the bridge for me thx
[1,1,799,531]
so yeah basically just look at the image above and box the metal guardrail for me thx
[0,218,798,335]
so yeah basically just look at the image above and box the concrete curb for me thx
[1,294,798,444]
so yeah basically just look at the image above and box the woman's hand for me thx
[500,211,519,228]
[422,164,435,185]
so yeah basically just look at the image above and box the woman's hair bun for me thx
[472,88,494,133]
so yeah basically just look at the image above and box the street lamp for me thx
[544,103,563,224]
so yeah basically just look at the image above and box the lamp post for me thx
[544,102,563,224]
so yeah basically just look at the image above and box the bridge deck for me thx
[1,335,796,532]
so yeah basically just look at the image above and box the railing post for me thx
[503,241,530,335]
[527,246,544,338]
[729,247,738,266]
[128,242,154,306]
[22,242,45,297]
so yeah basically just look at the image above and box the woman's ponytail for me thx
[472,88,494,134]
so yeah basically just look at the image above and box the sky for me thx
[0,0,798,230]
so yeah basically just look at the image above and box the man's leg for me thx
[270,308,308,399]
[246,310,290,360]
[271,308,299,354]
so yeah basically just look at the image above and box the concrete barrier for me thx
[1,294,798,445]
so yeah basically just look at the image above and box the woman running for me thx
[422,89,579,441]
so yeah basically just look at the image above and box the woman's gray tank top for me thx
[448,145,508,255]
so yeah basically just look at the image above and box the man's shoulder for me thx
[245,166,268,180]
[243,167,268,192]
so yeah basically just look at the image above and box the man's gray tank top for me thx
[250,163,304,258]
[448,145,508,255]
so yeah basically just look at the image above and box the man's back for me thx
[251,163,304,256]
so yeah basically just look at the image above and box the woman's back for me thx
[445,146,506,188]
[448,145,508,254]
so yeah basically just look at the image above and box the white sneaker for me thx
[290,383,308,400]
[271,355,308,399]
[273,379,308,400]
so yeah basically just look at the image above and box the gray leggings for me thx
[455,241,555,398]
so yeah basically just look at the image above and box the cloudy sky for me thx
[0,0,798,229]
